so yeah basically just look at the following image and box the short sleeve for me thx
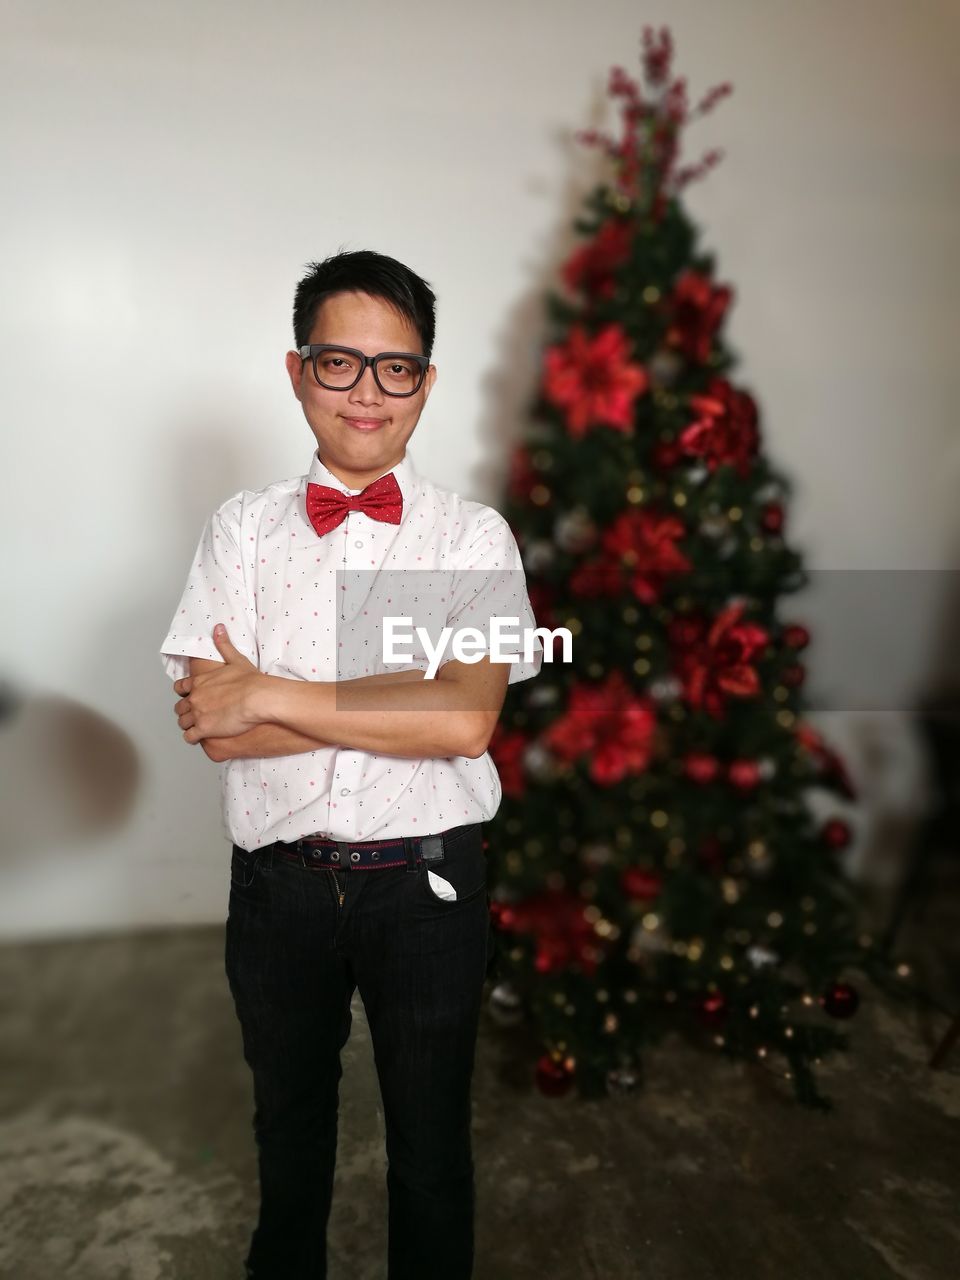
[445,508,543,685]
[159,494,259,683]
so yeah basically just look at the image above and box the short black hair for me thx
[292,248,437,361]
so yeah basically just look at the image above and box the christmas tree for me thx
[484,26,913,1110]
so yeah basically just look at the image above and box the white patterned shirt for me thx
[160,447,542,850]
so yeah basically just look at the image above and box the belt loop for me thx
[402,836,418,873]
[420,833,445,867]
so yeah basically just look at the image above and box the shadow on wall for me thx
[470,85,614,505]
[0,680,140,864]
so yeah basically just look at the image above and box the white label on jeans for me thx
[427,870,457,901]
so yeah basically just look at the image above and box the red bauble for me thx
[487,724,529,799]
[683,751,720,784]
[781,663,806,687]
[535,1053,574,1097]
[822,818,852,850]
[621,866,663,901]
[668,615,703,648]
[488,900,515,930]
[783,624,810,649]
[534,937,578,974]
[697,990,728,1028]
[698,834,725,869]
[650,439,684,471]
[727,758,762,791]
[760,502,784,533]
[506,445,538,502]
[821,981,860,1019]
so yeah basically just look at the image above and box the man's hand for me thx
[175,652,437,761]
[173,625,266,742]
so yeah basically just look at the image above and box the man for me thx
[159,248,542,1280]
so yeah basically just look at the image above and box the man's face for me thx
[285,289,437,490]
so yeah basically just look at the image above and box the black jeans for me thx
[225,822,492,1279]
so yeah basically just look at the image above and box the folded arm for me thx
[250,657,509,761]
[187,658,433,762]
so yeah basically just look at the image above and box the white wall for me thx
[2,0,958,939]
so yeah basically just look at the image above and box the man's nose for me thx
[350,363,384,402]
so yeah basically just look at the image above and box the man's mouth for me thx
[343,416,388,432]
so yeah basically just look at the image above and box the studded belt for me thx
[273,830,450,872]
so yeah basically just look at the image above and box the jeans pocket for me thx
[420,830,487,905]
[230,844,261,890]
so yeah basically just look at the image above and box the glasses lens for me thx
[313,348,363,389]
[374,354,424,396]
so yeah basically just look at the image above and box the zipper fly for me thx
[329,867,345,911]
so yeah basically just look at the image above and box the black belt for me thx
[273,827,463,872]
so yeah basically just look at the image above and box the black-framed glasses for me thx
[298,344,429,397]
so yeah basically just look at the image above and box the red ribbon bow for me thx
[305,472,403,537]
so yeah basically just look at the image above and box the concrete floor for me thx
[2,859,959,1280]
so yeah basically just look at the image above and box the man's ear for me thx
[285,350,304,402]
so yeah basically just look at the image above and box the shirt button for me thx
[340,788,351,796]
[354,540,363,548]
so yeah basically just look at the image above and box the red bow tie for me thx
[305,471,403,537]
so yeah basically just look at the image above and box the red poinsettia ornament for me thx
[544,670,657,785]
[502,888,613,977]
[661,268,733,364]
[670,601,770,720]
[678,376,760,477]
[601,507,692,604]
[542,323,649,438]
[561,217,634,300]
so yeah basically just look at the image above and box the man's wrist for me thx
[250,672,333,737]
[247,672,280,726]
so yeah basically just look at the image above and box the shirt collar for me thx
[306,447,420,507]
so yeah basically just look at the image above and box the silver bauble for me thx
[630,920,672,954]
[700,512,730,540]
[553,507,597,554]
[647,674,683,702]
[746,944,779,970]
[648,348,683,389]
[581,842,614,869]
[606,1065,641,1095]
[523,539,555,572]
[488,981,525,1027]
[527,683,560,708]
[718,535,738,560]
[756,757,777,781]
[523,742,558,782]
